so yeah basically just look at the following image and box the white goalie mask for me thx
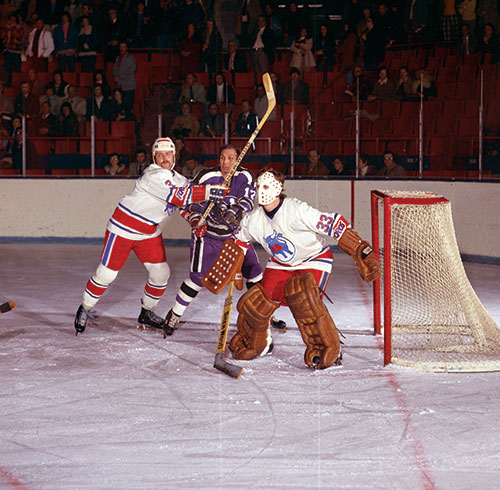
[152,137,176,168]
[257,171,283,206]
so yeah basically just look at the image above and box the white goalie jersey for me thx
[106,164,189,241]
[235,197,350,272]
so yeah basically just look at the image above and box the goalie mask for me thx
[152,137,176,169]
[257,171,283,206]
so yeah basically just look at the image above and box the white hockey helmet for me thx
[257,171,283,206]
[152,137,176,166]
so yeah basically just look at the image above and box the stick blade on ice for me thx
[0,301,15,314]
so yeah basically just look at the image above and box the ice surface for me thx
[1,243,500,489]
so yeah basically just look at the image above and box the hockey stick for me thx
[200,72,276,223]
[214,280,242,379]
[0,301,15,314]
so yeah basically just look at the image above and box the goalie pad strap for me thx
[284,272,340,369]
[337,228,381,283]
[201,239,244,294]
[229,284,280,360]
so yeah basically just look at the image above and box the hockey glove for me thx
[206,185,229,204]
[187,212,207,238]
[223,206,243,228]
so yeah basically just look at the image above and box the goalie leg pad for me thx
[229,284,280,360]
[284,272,341,370]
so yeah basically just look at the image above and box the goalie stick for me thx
[0,301,15,314]
[214,280,242,379]
[199,72,276,224]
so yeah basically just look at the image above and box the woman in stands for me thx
[179,23,201,78]
[290,27,315,72]
[47,70,68,98]
[77,16,99,73]
[478,23,498,54]
[93,70,111,97]
[104,152,127,176]
[60,102,79,137]
[110,88,135,122]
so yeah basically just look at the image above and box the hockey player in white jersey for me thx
[228,168,380,369]
[74,137,229,335]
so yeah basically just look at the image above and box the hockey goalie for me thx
[206,168,380,370]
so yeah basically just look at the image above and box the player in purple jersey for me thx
[163,144,264,334]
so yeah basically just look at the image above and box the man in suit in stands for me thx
[250,15,276,74]
[280,68,309,105]
[178,72,207,105]
[207,72,235,106]
[223,39,247,75]
[234,99,258,137]
[457,24,478,55]
[378,151,406,177]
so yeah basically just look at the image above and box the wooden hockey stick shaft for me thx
[0,301,15,314]
[214,280,242,379]
[201,72,276,222]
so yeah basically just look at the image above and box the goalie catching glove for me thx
[337,228,381,282]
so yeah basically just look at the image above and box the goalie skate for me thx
[137,307,164,330]
[271,317,287,332]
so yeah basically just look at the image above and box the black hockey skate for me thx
[74,304,93,335]
[137,307,164,330]
[271,316,287,332]
[163,309,180,338]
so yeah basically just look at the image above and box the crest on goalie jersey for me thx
[265,231,296,263]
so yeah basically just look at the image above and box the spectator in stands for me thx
[86,84,111,121]
[26,17,54,73]
[379,150,406,177]
[344,64,371,102]
[283,2,307,43]
[254,82,276,121]
[360,17,386,71]
[26,67,45,99]
[179,23,202,78]
[110,88,135,122]
[76,3,99,31]
[47,70,69,97]
[40,85,63,117]
[477,0,500,34]
[178,72,207,105]
[234,99,257,137]
[1,14,24,86]
[223,39,247,76]
[93,70,111,97]
[174,136,193,168]
[250,15,276,74]
[180,155,204,179]
[207,72,234,106]
[336,25,359,73]
[179,0,206,32]
[314,23,336,73]
[342,0,364,32]
[153,0,177,50]
[200,18,222,74]
[77,15,99,73]
[376,2,404,44]
[358,154,378,177]
[404,0,429,42]
[264,3,282,43]
[200,102,225,137]
[412,67,437,99]
[236,0,262,48]
[128,1,152,49]
[395,66,416,101]
[113,41,136,110]
[269,71,281,103]
[53,12,78,72]
[64,0,81,25]
[280,67,309,105]
[171,102,200,138]
[60,101,79,136]
[62,85,87,122]
[306,148,330,176]
[104,152,127,176]
[0,82,14,125]
[457,0,477,33]
[367,66,396,102]
[31,100,60,136]
[102,8,125,63]
[441,0,461,42]
[457,23,478,55]
[11,127,39,170]
[39,0,65,30]
[290,26,315,73]
[128,148,149,176]
[478,23,498,53]
[332,156,351,176]
[15,81,39,119]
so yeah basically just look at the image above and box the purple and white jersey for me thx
[184,166,256,239]
[235,197,350,273]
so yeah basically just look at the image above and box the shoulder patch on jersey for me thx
[264,231,296,263]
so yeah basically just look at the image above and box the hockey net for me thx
[371,190,500,372]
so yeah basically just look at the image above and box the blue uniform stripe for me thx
[102,233,116,265]
[108,218,144,235]
[118,203,157,225]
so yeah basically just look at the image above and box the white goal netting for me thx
[375,190,500,372]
